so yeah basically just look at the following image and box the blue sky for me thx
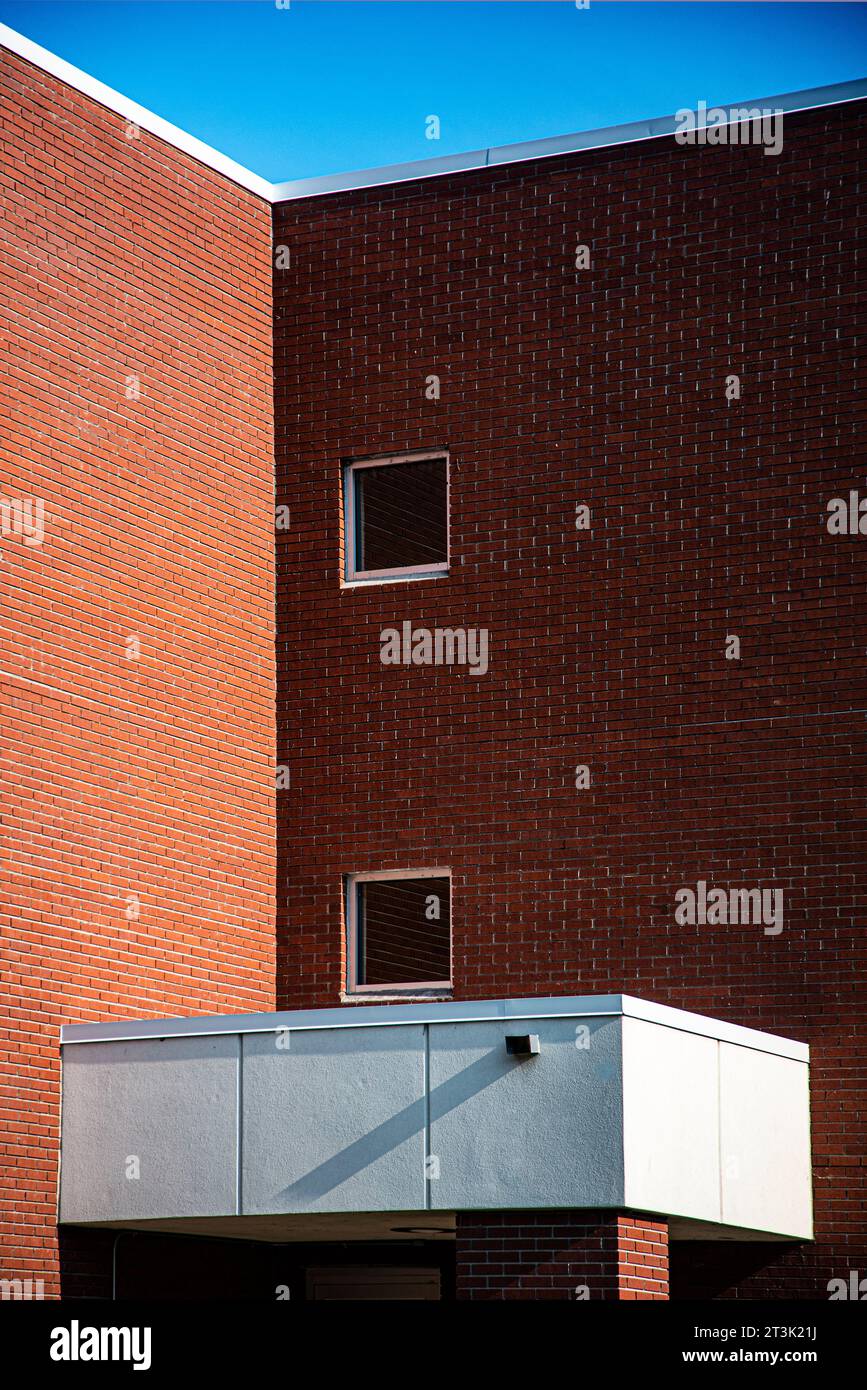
[1,2,865,180]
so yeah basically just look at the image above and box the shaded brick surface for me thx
[274,102,867,1299]
[456,1210,668,1300]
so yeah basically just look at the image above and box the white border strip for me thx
[60,992,809,1062]
[0,22,272,200]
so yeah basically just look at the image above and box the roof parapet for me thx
[2,22,865,205]
[271,76,867,202]
[0,21,273,200]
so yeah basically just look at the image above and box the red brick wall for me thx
[456,1211,668,1300]
[618,1215,669,1300]
[274,101,866,1297]
[0,46,275,1296]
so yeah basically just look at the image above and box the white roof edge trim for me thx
[60,992,809,1062]
[619,995,809,1063]
[1,25,864,207]
[272,75,867,203]
[0,22,272,201]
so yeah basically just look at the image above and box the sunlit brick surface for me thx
[0,47,275,1296]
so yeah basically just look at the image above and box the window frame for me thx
[345,868,453,995]
[343,450,450,584]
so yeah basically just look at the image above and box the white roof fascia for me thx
[0,22,273,200]
[2,24,864,207]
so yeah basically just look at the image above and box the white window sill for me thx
[340,991,454,1005]
[340,570,449,590]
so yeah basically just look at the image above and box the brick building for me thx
[1,22,864,1301]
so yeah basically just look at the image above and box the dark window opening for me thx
[346,455,448,579]
[350,873,451,989]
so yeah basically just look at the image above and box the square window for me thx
[346,871,451,993]
[344,452,449,582]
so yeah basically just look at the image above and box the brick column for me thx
[455,1210,668,1300]
[616,1214,669,1299]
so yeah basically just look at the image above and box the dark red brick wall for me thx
[670,1239,800,1301]
[0,47,275,1296]
[456,1211,668,1300]
[274,101,867,1297]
